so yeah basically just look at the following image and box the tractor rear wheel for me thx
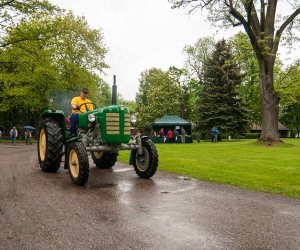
[67,142,89,186]
[91,151,118,169]
[133,139,158,178]
[38,118,63,172]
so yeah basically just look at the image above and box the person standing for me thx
[159,128,165,143]
[0,130,2,143]
[211,126,219,143]
[167,129,174,143]
[181,127,186,143]
[173,128,179,142]
[10,127,18,145]
[70,87,94,136]
[25,130,32,145]
[196,131,200,143]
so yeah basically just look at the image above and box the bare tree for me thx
[169,0,300,142]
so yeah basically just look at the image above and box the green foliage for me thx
[280,102,300,137]
[0,6,110,128]
[243,133,260,139]
[197,39,249,135]
[168,66,195,121]
[0,0,59,46]
[277,60,300,105]
[136,68,183,129]
[183,36,215,84]
[276,61,300,136]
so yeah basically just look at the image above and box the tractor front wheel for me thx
[133,139,158,178]
[67,142,89,186]
[91,151,118,169]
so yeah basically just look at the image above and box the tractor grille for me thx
[124,113,131,135]
[106,113,119,134]
[105,112,131,135]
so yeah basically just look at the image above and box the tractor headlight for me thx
[130,115,137,125]
[88,114,96,122]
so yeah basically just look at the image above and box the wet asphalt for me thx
[0,143,300,250]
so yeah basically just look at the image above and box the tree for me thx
[183,36,215,84]
[117,94,137,114]
[277,61,300,137]
[169,0,300,143]
[168,66,192,120]
[280,102,300,137]
[136,68,183,130]
[181,38,216,122]
[198,39,249,136]
[231,32,261,126]
[0,10,110,128]
[0,0,58,47]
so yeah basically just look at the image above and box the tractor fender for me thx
[141,135,149,141]
[42,109,68,140]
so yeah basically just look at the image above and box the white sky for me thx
[48,0,298,100]
[48,0,233,100]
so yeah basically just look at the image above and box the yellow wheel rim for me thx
[93,151,103,159]
[69,149,79,178]
[39,129,46,161]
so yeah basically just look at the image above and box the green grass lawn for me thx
[118,139,300,199]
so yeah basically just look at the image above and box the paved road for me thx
[0,143,300,250]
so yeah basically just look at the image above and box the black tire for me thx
[67,142,89,186]
[91,151,118,169]
[133,139,158,178]
[38,118,63,172]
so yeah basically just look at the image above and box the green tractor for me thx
[37,85,158,186]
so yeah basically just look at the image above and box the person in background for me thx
[173,128,179,142]
[0,130,2,143]
[10,127,18,145]
[25,130,32,145]
[181,127,187,143]
[196,131,200,143]
[70,87,94,136]
[167,129,174,143]
[159,128,165,143]
[211,126,219,143]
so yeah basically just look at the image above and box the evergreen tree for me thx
[197,39,249,137]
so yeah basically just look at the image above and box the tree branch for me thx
[0,0,17,8]
[260,0,265,29]
[265,0,277,36]
[274,7,300,53]
[227,0,261,58]
[242,0,261,35]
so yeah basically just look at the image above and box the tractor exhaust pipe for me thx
[112,75,117,105]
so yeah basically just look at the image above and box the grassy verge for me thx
[118,139,300,199]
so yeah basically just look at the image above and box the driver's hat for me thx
[81,87,89,94]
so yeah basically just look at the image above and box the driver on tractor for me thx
[70,87,94,136]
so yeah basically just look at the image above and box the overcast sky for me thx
[48,0,297,100]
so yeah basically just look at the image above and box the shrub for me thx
[244,133,260,139]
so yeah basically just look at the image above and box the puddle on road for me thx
[89,183,117,189]
[113,168,132,173]
[177,176,192,181]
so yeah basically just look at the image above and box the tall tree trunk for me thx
[259,60,280,142]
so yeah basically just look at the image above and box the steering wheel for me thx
[78,102,97,113]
